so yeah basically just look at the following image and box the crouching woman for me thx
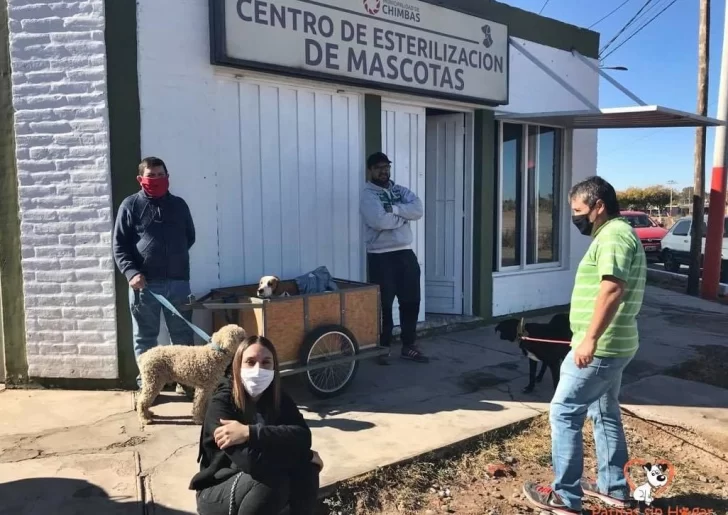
[190,335,322,515]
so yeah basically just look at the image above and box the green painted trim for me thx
[364,94,382,164]
[0,0,29,385]
[363,94,381,281]
[425,0,600,59]
[104,0,142,388]
[472,110,495,319]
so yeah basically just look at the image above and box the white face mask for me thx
[240,366,275,398]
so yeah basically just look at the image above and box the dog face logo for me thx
[625,458,675,506]
[363,0,380,15]
[645,463,669,488]
[481,25,493,48]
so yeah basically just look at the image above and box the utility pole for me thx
[702,0,728,299]
[667,180,677,213]
[688,0,710,296]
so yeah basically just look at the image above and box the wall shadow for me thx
[0,477,195,515]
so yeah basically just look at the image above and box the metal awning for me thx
[495,105,724,129]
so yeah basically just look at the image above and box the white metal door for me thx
[381,102,426,325]
[425,114,465,314]
[217,81,363,286]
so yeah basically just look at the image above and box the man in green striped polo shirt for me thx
[523,176,646,515]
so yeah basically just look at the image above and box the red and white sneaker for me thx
[580,478,635,509]
[522,482,580,515]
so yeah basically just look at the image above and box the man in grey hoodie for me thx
[360,152,429,364]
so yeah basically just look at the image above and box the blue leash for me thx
[146,289,212,343]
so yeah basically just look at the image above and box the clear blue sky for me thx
[503,0,726,192]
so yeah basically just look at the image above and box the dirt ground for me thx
[322,413,728,515]
[322,346,728,515]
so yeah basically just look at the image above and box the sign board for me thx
[210,0,509,105]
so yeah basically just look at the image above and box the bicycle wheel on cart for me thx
[299,324,359,398]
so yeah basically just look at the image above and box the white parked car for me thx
[660,215,728,281]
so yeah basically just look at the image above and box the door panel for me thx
[217,82,363,287]
[425,114,465,314]
[381,103,426,325]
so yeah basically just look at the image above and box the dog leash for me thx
[520,336,572,346]
[146,289,212,343]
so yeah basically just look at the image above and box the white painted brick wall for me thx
[7,0,117,379]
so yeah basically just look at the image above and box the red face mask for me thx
[137,176,169,198]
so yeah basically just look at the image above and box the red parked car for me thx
[620,210,668,259]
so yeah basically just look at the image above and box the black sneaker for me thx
[401,345,429,363]
[522,482,580,515]
[580,478,635,509]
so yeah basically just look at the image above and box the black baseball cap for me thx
[367,152,392,169]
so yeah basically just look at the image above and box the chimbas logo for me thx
[482,25,493,48]
[363,0,380,15]
[366,0,421,23]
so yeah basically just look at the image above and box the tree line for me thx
[617,186,707,211]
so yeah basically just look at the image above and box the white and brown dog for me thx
[257,275,291,299]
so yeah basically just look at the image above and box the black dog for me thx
[494,313,572,394]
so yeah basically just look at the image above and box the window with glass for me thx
[496,122,564,271]
[671,220,690,237]
[624,213,657,229]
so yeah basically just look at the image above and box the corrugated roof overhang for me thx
[495,105,724,129]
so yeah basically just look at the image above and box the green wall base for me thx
[0,0,29,384]
[105,0,142,384]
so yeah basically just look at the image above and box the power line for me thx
[589,0,634,29]
[601,0,678,60]
[601,0,681,61]
[632,0,668,20]
[628,0,673,30]
[600,0,656,57]
[539,0,551,15]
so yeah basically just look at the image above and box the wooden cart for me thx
[190,278,387,398]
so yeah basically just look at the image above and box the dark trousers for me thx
[367,249,421,348]
[129,279,194,387]
[196,463,320,515]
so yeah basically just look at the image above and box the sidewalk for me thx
[1,286,727,514]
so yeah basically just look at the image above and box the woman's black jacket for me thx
[189,377,313,490]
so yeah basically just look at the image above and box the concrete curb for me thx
[647,267,728,295]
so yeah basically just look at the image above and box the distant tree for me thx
[617,187,647,210]
[681,186,694,204]
[681,186,710,204]
[642,185,672,209]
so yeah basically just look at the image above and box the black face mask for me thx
[572,213,594,236]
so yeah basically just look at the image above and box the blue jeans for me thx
[129,279,194,386]
[550,349,633,511]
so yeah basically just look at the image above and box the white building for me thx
[0,0,717,385]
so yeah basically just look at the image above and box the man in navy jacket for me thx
[113,157,196,389]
